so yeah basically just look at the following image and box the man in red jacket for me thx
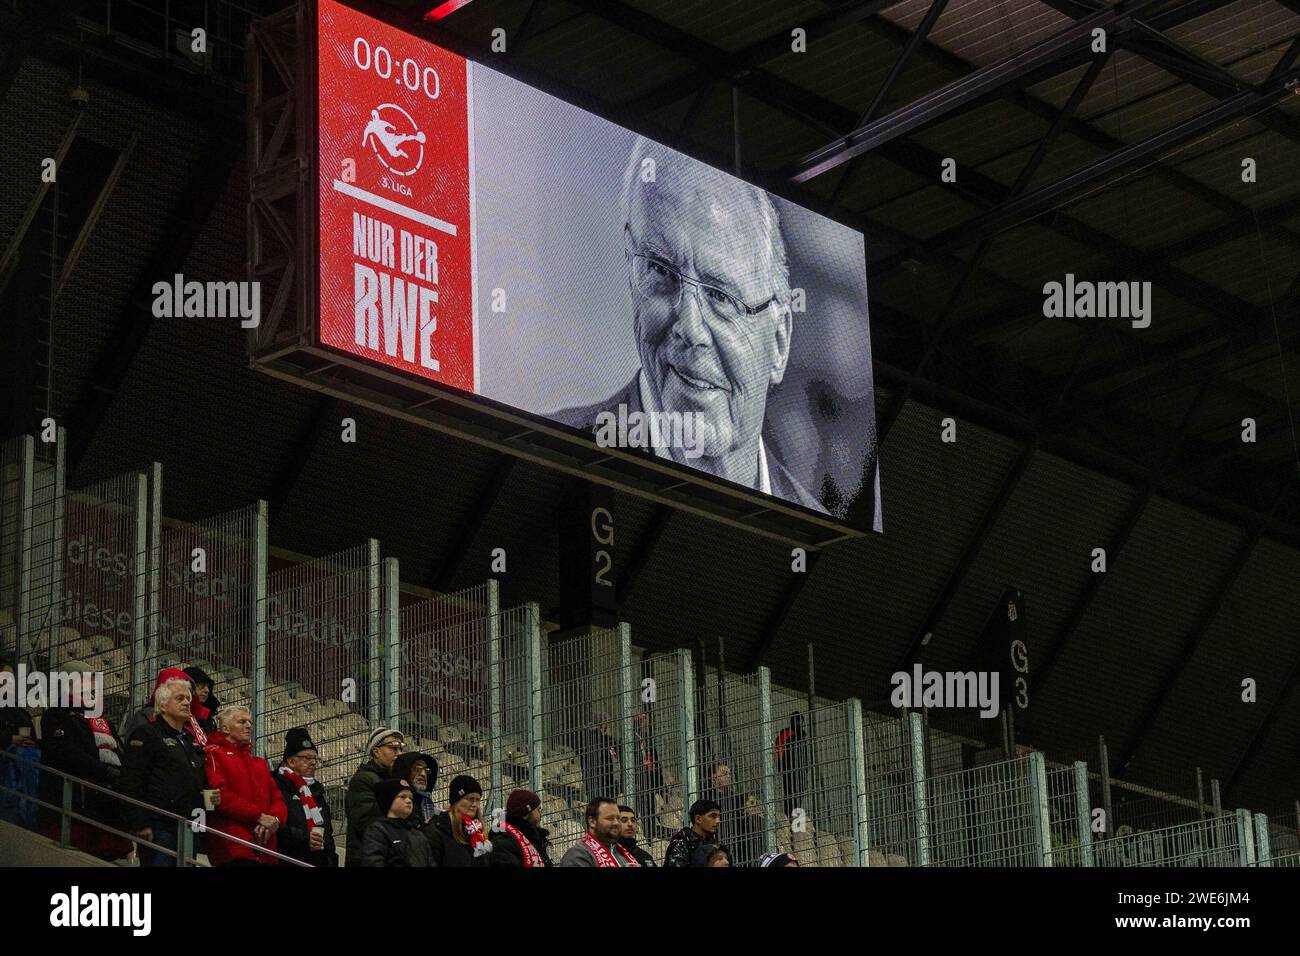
[203,705,287,865]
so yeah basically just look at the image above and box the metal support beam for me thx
[744,548,821,671]
[893,440,1037,675]
[429,455,516,591]
[266,396,338,519]
[786,0,1168,182]
[1117,475,1298,773]
[64,130,238,475]
[615,504,673,607]
[1031,376,1216,696]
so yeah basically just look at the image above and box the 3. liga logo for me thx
[362,103,426,177]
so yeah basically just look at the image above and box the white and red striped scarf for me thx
[278,766,324,831]
[582,832,640,868]
[82,715,121,768]
[503,822,545,867]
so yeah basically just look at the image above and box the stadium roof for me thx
[1,0,1297,809]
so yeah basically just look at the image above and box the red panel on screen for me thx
[317,0,476,392]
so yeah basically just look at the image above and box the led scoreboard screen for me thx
[316,0,882,531]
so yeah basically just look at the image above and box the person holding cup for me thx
[201,705,287,866]
[274,727,337,866]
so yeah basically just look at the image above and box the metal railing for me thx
[0,748,310,866]
[1091,810,1254,867]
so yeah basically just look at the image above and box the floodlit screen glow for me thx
[317,0,882,530]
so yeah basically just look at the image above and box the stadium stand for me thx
[2,433,1295,867]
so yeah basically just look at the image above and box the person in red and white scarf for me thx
[560,797,642,867]
[490,788,553,867]
[36,659,133,860]
[273,727,338,866]
[425,774,494,867]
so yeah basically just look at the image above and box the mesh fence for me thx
[861,710,920,866]
[633,649,688,854]
[397,583,494,779]
[926,756,1045,866]
[693,668,771,866]
[1092,813,1250,866]
[1109,775,1206,833]
[58,472,149,727]
[0,436,28,658]
[146,503,264,722]
[263,543,380,825]
[1045,760,1093,866]
[537,627,626,850]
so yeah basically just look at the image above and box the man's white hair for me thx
[154,677,192,710]
[215,704,252,731]
[621,135,791,300]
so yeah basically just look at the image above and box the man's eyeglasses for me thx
[630,252,779,322]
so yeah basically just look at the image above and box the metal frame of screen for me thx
[247,0,876,548]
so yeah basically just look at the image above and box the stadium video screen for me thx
[316,0,882,531]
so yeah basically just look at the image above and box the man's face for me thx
[225,711,253,745]
[160,686,191,723]
[696,809,722,836]
[373,736,403,769]
[591,803,622,842]
[619,811,637,839]
[287,752,319,778]
[410,760,429,789]
[626,158,791,464]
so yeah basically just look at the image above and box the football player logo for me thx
[362,104,426,177]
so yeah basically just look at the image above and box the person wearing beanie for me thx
[392,750,439,828]
[491,788,553,867]
[616,805,657,867]
[663,798,721,867]
[426,774,492,867]
[696,843,732,867]
[343,726,404,867]
[274,727,337,866]
[758,851,799,868]
[182,666,221,736]
[560,796,641,867]
[360,778,433,867]
[35,659,131,860]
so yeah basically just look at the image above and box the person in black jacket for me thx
[273,728,337,866]
[117,675,208,866]
[617,805,657,867]
[426,774,492,867]
[360,778,433,867]
[392,750,439,829]
[182,666,221,737]
[0,654,37,749]
[36,660,132,859]
[491,788,553,867]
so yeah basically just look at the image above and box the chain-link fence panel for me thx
[925,754,1048,866]
[537,627,627,850]
[1092,811,1253,866]
[147,502,265,727]
[1045,760,1094,866]
[860,709,920,866]
[632,649,688,856]
[263,542,381,829]
[692,668,772,866]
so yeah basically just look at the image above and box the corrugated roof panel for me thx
[881,0,1074,67]
[1176,232,1293,307]
[865,182,983,241]
[633,0,828,53]
[1063,174,1229,249]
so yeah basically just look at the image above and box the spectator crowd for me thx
[1,659,805,868]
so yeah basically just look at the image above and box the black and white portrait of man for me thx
[548,136,821,511]
[472,67,879,529]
